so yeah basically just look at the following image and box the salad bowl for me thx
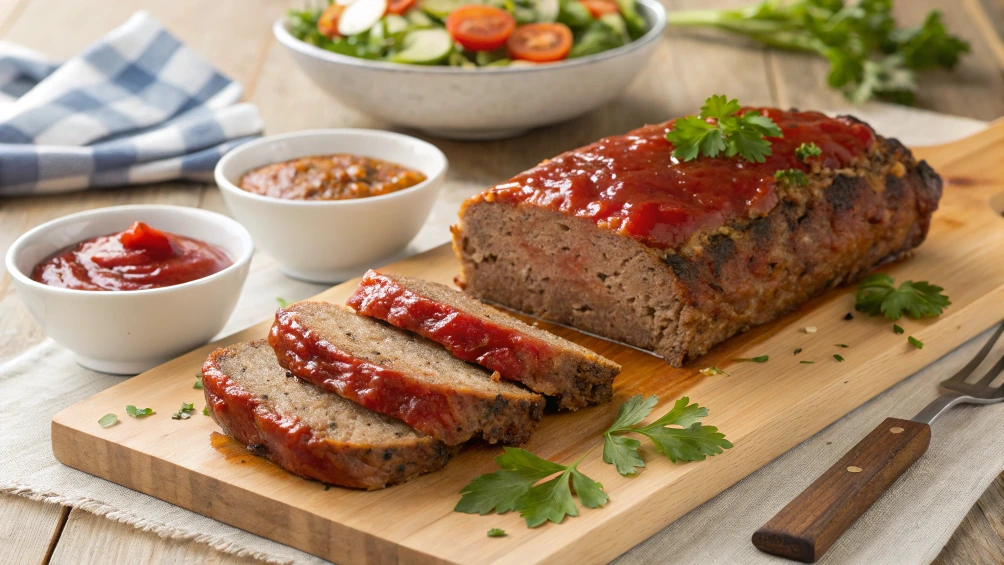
[273,0,666,139]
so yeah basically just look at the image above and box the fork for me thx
[752,321,1004,563]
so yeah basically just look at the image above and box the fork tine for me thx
[946,321,1004,384]
[973,345,1004,389]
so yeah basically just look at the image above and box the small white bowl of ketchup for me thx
[5,205,254,374]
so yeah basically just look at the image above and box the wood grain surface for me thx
[1,0,1004,563]
[44,118,1004,564]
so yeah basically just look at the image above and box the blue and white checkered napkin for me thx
[0,11,263,196]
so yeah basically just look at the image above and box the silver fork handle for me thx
[911,391,1004,425]
[911,392,967,426]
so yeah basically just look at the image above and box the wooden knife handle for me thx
[752,417,931,563]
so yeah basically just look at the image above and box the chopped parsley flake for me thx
[172,402,196,420]
[800,360,815,364]
[793,348,802,355]
[98,414,118,428]
[833,354,845,362]
[908,336,924,349]
[893,324,905,334]
[795,142,822,160]
[194,375,203,389]
[700,366,730,376]
[736,355,769,363]
[775,169,809,188]
[126,405,154,418]
[487,528,507,537]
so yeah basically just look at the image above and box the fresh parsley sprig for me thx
[454,447,608,527]
[665,95,782,163]
[602,395,733,476]
[666,1,970,104]
[855,274,950,321]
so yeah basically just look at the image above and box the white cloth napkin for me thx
[0,11,262,196]
[0,105,992,564]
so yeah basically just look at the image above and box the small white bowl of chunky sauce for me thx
[214,129,447,283]
[5,205,254,374]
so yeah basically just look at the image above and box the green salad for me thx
[286,0,648,67]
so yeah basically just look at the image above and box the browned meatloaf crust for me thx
[346,270,621,410]
[268,301,545,446]
[202,340,455,490]
[452,116,943,367]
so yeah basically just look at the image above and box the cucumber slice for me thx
[418,0,470,19]
[338,0,389,36]
[405,9,436,27]
[513,5,537,24]
[535,0,559,22]
[474,49,508,66]
[448,51,477,67]
[370,14,409,43]
[391,29,454,64]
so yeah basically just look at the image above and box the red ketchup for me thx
[486,109,876,249]
[31,221,232,291]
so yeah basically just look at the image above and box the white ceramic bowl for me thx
[5,205,254,375]
[215,129,447,283]
[273,0,667,139]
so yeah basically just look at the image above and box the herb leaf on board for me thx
[855,274,949,321]
[455,447,608,527]
[602,395,732,476]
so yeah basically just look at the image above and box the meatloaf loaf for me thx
[202,340,455,490]
[268,301,545,446]
[346,270,621,410]
[452,109,943,366]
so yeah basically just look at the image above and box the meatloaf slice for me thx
[452,109,943,367]
[202,340,455,490]
[345,270,621,410]
[268,302,544,446]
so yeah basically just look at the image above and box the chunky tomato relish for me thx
[484,109,875,249]
[31,221,232,291]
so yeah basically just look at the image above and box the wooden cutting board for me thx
[51,120,1004,565]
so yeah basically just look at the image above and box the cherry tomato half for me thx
[317,3,345,38]
[446,5,517,52]
[506,23,573,63]
[579,0,619,18]
[387,0,416,15]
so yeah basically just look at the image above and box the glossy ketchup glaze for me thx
[346,271,554,382]
[484,109,876,249]
[201,349,381,488]
[31,221,232,291]
[267,310,463,444]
